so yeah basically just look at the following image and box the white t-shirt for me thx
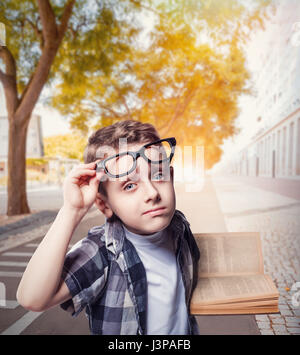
[123,225,189,335]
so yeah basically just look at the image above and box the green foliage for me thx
[26,157,48,167]
[0,0,272,169]
[43,133,87,161]
[0,0,142,94]
[49,0,271,168]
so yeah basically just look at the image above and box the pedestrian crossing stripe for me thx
[0,271,23,277]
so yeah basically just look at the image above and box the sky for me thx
[215,16,280,168]
[35,104,70,137]
[0,90,70,137]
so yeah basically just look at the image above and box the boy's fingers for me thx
[70,169,96,179]
[96,170,106,181]
[77,162,96,169]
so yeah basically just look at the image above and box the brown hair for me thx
[84,120,161,196]
[84,120,160,162]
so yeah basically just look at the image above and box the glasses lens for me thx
[105,154,135,176]
[144,141,172,162]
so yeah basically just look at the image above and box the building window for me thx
[282,127,287,176]
[277,130,281,176]
[262,140,265,175]
[264,139,267,175]
[297,118,300,175]
[268,136,271,176]
[288,122,294,176]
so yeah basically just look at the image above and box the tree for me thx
[44,134,87,161]
[0,0,143,215]
[0,0,75,215]
[50,0,272,169]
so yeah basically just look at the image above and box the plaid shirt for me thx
[60,209,200,335]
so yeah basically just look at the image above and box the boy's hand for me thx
[63,162,105,214]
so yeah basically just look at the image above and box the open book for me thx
[190,232,279,315]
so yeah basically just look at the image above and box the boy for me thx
[17,120,200,335]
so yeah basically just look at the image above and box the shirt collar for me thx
[104,210,186,256]
[105,214,125,256]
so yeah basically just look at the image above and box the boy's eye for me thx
[152,172,165,181]
[124,183,136,191]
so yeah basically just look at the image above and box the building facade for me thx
[220,0,300,180]
[0,114,44,160]
[0,84,44,176]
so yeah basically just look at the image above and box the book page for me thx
[194,232,264,276]
[191,274,278,306]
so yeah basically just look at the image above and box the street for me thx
[0,176,299,335]
[0,208,104,335]
[0,185,64,215]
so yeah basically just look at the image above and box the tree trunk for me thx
[7,115,30,216]
[1,0,75,216]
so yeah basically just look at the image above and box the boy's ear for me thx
[94,193,114,219]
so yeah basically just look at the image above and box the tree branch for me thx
[122,96,132,119]
[157,85,185,132]
[116,87,132,119]
[57,0,76,43]
[0,46,17,77]
[0,68,7,83]
[0,46,19,115]
[25,18,44,49]
[98,103,122,118]
[160,85,197,136]
[129,0,162,16]
[15,0,75,124]
[37,0,58,43]
[19,74,34,104]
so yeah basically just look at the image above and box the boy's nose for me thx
[136,159,161,202]
[143,179,160,203]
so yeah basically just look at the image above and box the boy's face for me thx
[95,142,176,235]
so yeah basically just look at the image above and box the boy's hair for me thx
[84,120,161,197]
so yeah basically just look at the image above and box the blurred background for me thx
[0,0,299,213]
[0,0,299,335]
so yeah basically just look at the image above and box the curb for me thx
[0,210,59,241]
[0,207,100,253]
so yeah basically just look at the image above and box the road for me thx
[0,209,104,335]
[0,185,64,215]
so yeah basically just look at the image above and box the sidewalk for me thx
[176,176,260,335]
[212,175,300,335]
[228,175,300,201]
[0,210,59,253]
[0,207,99,253]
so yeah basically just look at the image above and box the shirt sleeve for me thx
[60,238,109,317]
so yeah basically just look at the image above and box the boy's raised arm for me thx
[16,162,104,312]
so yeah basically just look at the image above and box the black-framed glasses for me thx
[96,137,176,178]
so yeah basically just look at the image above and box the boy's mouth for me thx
[143,207,166,216]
